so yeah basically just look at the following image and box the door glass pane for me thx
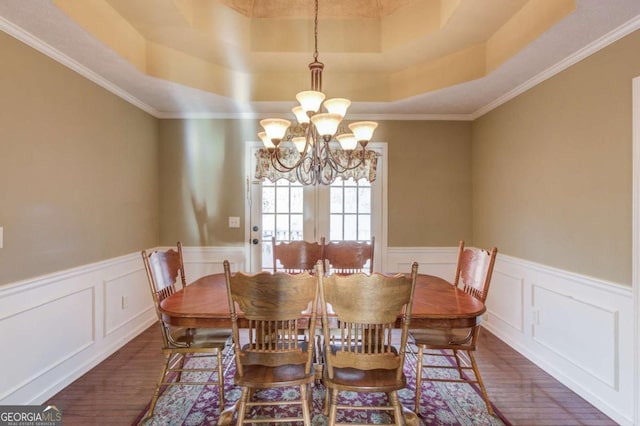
[276,186,289,213]
[261,180,306,270]
[291,186,303,213]
[358,214,371,240]
[328,177,372,242]
[344,187,357,213]
[262,214,275,238]
[262,187,275,213]
[343,215,357,240]
[330,214,343,241]
[358,187,371,213]
[290,214,303,240]
[330,186,343,213]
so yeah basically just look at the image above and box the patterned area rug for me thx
[134,343,510,426]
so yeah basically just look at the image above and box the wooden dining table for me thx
[158,272,486,426]
[159,272,486,329]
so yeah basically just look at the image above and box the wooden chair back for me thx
[272,236,325,273]
[224,261,319,377]
[319,262,418,379]
[453,241,498,303]
[141,242,188,347]
[323,236,375,274]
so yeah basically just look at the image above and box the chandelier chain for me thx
[313,0,319,61]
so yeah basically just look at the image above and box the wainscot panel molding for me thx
[386,247,633,425]
[0,246,247,405]
[484,253,633,426]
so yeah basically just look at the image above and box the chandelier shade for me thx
[256,0,379,185]
[292,106,310,124]
[292,137,307,152]
[260,118,291,143]
[257,131,275,149]
[349,121,379,143]
[296,90,325,114]
[335,133,358,150]
[310,113,342,138]
[323,98,351,117]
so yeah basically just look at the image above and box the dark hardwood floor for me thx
[45,325,618,425]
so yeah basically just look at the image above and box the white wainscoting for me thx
[3,245,634,424]
[0,245,246,405]
[388,247,634,425]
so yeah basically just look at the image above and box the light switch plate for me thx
[228,217,240,228]
[0,226,3,249]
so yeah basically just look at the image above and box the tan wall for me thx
[0,32,159,285]
[158,119,256,246]
[157,119,472,248]
[376,120,472,246]
[472,30,640,285]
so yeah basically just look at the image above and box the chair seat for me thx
[169,327,231,349]
[323,367,406,391]
[410,327,473,347]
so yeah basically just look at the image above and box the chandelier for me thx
[257,0,378,186]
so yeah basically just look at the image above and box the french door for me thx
[245,142,386,272]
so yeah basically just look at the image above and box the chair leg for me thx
[300,384,312,426]
[323,384,330,416]
[328,388,339,425]
[236,387,250,425]
[414,346,424,413]
[216,350,225,411]
[453,349,465,379]
[146,353,172,419]
[468,350,494,416]
[388,391,403,426]
[175,353,186,382]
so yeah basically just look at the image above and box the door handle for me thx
[252,238,259,245]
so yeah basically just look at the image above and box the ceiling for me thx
[1,0,640,119]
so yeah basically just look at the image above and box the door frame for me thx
[632,75,640,425]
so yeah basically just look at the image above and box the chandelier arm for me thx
[269,149,300,173]
[296,154,320,185]
[270,122,317,172]
[323,140,366,172]
[271,145,307,172]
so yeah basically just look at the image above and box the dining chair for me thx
[318,262,419,425]
[410,241,498,416]
[272,236,326,273]
[223,260,319,425]
[323,236,375,274]
[141,242,232,420]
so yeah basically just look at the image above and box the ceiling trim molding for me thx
[154,111,474,121]
[3,11,640,122]
[471,14,640,120]
[0,16,160,117]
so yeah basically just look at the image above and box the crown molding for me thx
[0,16,160,117]
[154,111,475,121]
[471,14,640,120]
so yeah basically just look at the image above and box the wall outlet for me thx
[228,216,240,228]
[121,295,128,310]
[0,226,3,249]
